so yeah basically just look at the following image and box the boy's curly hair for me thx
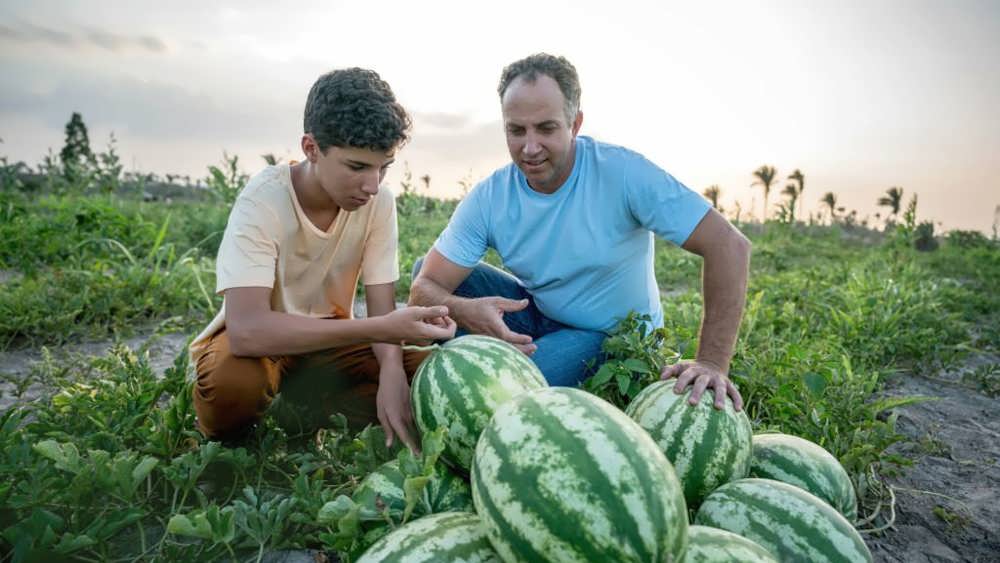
[304,68,411,153]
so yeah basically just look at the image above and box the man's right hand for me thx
[381,306,457,345]
[457,297,537,355]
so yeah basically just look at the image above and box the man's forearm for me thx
[696,237,751,373]
[228,311,389,357]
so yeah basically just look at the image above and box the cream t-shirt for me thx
[189,164,399,356]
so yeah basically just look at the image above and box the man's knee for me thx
[411,255,425,283]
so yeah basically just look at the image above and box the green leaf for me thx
[591,363,615,386]
[420,427,447,472]
[803,372,827,397]
[402,476,430,523]
[167,514,213,540]
[616,372,631,396]
[623,358,651,374]
[317,495,356,526]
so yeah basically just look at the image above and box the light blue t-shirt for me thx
[434,135,711,333]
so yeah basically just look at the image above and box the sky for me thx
[1,0,998,233]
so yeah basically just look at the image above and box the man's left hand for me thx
[661,360,744,411]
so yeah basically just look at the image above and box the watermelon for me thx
[694,478,872,563]
[353,459,473,518]
[681,525,777,563]
[411,335,547,471]
[356,511,500,563]
[625,380,753,508]
[750,433,858,522]
[471,387,688,563]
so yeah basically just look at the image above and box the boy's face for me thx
[311,141,395,211]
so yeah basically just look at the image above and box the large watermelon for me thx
[411,335,547,471]
[694,478,872,563]
[353,459,473,518]
[356,511,500,563]
[681,525,777,563]
[750,433,858,522]
[472,387,688,563]
[625,380,753,508]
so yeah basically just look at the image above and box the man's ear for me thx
[571,110,584,136]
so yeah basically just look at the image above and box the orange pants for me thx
[191,329,429,440]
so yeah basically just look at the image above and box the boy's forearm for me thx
[228,310,388,357]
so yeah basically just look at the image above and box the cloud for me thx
[0,21,167,53]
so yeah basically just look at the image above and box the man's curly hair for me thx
[304,68,411,153]
[497,53,581,125]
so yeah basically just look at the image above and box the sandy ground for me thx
[866,352,1000,563]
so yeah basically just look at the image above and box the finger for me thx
[728,381,744,411]
[673,369,698,394]
[378,411,395,448]
[497,298,530,312]
[688,373,711,406]
[393,417,421,455]
[416,305,449,320]
[514,342,537,356]
[712,377,727,410]
[661,363,682,381]
[499,325,533,345]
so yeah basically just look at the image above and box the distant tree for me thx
[703,185,721,210]
[787,169,804,219]
[420,174,431,191]
[261,153,281,165]
[781,183,798,223]
[821,192,838,224]
[60,112,94,181]
[752,165,777,221]
[877,186,904,220]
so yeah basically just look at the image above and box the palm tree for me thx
[821,192,838,224]
[877,186,904,219]
[751,165,777,221]
[781,183,798,223]
[787,169,804,219]
[703,185,721,210]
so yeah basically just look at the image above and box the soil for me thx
[865,352,1000,563]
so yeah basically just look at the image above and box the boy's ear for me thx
[301,134,319,162]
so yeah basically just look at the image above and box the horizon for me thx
[1,0,999,233]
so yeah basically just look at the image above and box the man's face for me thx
[312,142,395,211]
[501,74,582,193]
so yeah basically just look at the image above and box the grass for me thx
[1,158,998,560]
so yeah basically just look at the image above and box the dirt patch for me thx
[865,353,1000,562]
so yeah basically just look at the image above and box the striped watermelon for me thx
[681,525,777,563]
[694,478,872,563]
[625,380,753,508]
[750,433,858,522]
[353,459,473,518]
[411,335,547,471]
[472,387,688,563]
[356,511,500,563]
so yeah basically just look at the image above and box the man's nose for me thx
[522,132,542,156]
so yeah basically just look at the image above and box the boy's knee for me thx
[192,359,275,440]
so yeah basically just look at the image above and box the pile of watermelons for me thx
[347,335,872,562]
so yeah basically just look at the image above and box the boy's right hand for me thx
[383,306,457,345]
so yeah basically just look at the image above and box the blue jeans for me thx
[412,258,607,387]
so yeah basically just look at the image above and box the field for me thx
[1,155,998,562]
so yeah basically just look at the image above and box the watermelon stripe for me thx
[473,388,687,562]
[682,525,777,563]
[695,479,871,563]
[356,511,498,563]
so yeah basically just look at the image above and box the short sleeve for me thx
[624,155,711,246]
[215,198,280,292]
[361,189,400,285]
[433,185,490,268]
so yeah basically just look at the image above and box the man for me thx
[190,68,455,451]
[409,53,749,409]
